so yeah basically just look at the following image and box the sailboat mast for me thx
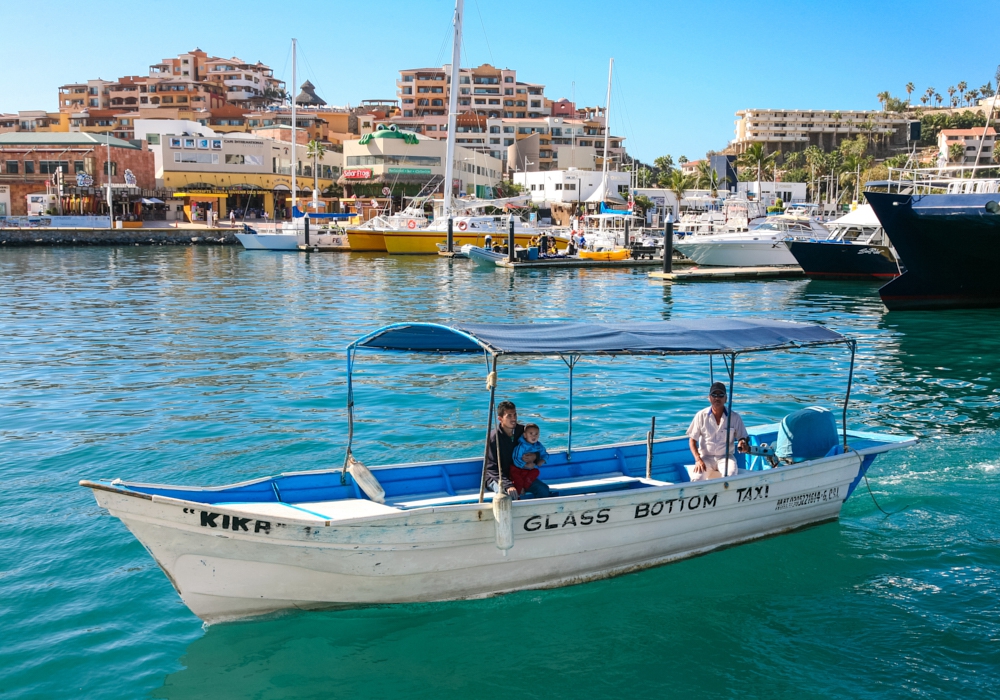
[291,38,297,219]
[601,58,613,182]
[442,0,463,221]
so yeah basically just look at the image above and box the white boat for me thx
[82,319,915,623]
[235,224,299,251]
[674,209,829,266]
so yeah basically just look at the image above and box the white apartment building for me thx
[514,168,630,205]
[733,109,911,154]
[937,127,996,166]
[736,181,807,206]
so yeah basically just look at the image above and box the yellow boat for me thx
[383,227,539,255]
[345,229,388,252]
[579,249,631,261]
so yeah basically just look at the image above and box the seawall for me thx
[0,228,237,246]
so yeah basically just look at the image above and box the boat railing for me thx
[882,166,1000,195]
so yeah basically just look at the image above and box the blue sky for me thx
[2,0,999,163]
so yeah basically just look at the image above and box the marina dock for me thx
[496,256,691,270]
[0,227,236,246]
[649,265,804,281]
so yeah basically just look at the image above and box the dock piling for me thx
[663,214,673,274]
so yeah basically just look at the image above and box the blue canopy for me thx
[349,319,846,356]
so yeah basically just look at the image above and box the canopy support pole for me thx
[843,340,856,450]
[478,353,498,504]
[342,346,357,485]
[725,353,736,464]
[560,354,581,460]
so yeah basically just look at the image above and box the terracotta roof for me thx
[940,127,996,136]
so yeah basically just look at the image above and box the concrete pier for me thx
[649,265,804,281]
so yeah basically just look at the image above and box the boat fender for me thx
[407,219,416,229]
[348,455,386,504]
[492,491,514,551]
[458,221,468,231]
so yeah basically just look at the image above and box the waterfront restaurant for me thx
[0,132,155,216]
[339,126,503,201]
[137,119,342,220]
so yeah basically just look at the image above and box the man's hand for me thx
[506,486,519,499]
[693,457,706,473]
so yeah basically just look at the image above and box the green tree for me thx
[737,143,775,201]
[306,139,327,202]
[949,142,965,163]
[877,90,890,111]
[678,155,689,165]
[694,159,724,195]
[957,81,967,104]
[905,82,915,104]
[666,170,694,217]
[633,195,655,218]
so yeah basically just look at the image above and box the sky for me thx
[2,0,1000,164]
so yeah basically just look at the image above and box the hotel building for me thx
[732,109,912,154]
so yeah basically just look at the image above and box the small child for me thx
[510,423,550,494]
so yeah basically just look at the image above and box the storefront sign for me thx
[344,169,373,179]
[387,168,432,175]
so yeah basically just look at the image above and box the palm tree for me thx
[935,93,943,107]
[957,81,967,104]
[920,95,929,106]
[968,89,979,106]
[905,82,915,104]
[947,86,956,105]
[877,91,890,111]
[831,111,842,148]
[666,170,694,218]
[695,159,723,196]
[737,143,775,204]
[306,139,327,202]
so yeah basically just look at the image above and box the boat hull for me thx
[579,249,630,261]
[674,238,798,266]
[344,229,387,252]
[784,240,900,280]
[383,230,538,255]
[867,191,1000,310]
[235,233,300,251]
[91,449,880,622]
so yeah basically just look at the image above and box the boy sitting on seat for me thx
[511,423,550,495]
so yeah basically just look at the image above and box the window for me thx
[504,138,513,146]
[504,88,513,96]
[565,183,576,190]
[173,152,219,164]
[555,183,562,190]
[40,160,69,174]
[490,138,500,144]
[5,160,17,174]
[74,161,85,173]
[530,184,537,190]
[103,161,117,175]
[503,126,514,133]
[225,154,246,165]
[346,154,442,166]
[504,76,513,83]
[24,160,35,174]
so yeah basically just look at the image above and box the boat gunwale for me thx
[80,431,916,527]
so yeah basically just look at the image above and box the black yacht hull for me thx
[866,191,1000,310]
[785,240,900,280]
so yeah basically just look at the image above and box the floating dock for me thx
[649,265,804,281]
[0,227,236,246]
[496,256,690,270]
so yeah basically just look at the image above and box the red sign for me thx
[344,168,372,180]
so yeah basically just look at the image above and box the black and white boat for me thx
[784,204,902,280]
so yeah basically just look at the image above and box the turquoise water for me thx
[2,247,999,699]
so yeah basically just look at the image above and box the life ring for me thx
[458,221,467,231]
[407,219,416,229]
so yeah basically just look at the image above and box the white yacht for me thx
[674,207,828,267]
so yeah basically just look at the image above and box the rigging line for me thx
[433,17,453,67]
[277,42,292,104]
[296,42,325,101]
[612,69,638,164]
[473,0,495,66]
[864,473,908,516]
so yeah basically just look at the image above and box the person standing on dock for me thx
[230,210,236,227]
[687,382,749,479]
[485,401,552,499]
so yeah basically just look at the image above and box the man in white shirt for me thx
[687,382,750,480]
